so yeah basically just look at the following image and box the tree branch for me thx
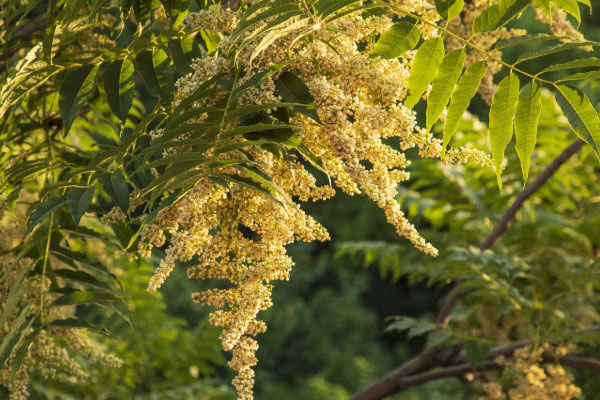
[392,355,600,391]
[350,139,586,400]
[556,356,600,373]
[396,360,500,389]
[435,139,585,327]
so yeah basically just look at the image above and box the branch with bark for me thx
[351,139,589,400]
[395,355,600,391]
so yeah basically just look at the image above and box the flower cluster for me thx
[140,4,494,399]
[185,8,240,34]
[477,344,582,400]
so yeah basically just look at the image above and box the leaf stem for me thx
[377,1,556,85]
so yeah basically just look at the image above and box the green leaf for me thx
[315,0,364,17]
[48,318,115,337]
[233,62,289,100]
[218,173,283,205]
[472,0,532,34]
[42,22,63,64]
[219,122,295,141]
[539,57,600,73]
[97,171,130,212]
[136,47,175,103]
[115,109,165,160]
[0,307,34,370]
[11,328,40,383]
[29,196,67,230]
[554,84,600,157]
[160,0,191,27]
[67,187,94,225]
[370,21,420,59]
[51,247,118,281]
[489,73,520,189]
[52,269,114,293]
[133,0,152,25]
[426,48,466,132]
[556,70,600,82]
[50,290,122,307]
[89,0,110,21]
[169,36,202,74]
[134,152,207,173]
[552,0,580,26]
[200,30,221,54]
[0,263,33,330]
[405,37,445,109]
[533,0,552,18]
[234,165,284,201]
[58,64,100,135]
[384,316,435,338]
[274,71,322,124]
[515,42,597,64]
[435,0,464,21]
[62,0,87,24]
[442,61,487,155]
[103,57,135,122]
[514,81,542,183]
[494,33,563,49]
[0,44,60,119]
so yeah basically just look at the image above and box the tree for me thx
[1,0,600,399]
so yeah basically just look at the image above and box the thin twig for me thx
[350,139,585,400]
[393,355,600,391]
[435,139,585,327]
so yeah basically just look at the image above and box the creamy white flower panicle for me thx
[476,344,582,400]
[140,5,493,399]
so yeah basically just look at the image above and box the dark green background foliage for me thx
[1,0,600,398]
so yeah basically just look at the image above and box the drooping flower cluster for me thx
[140,5,492,399]
[477,344,582,400]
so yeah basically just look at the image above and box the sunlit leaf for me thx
[50,290,123,307]
[97,171,130,212]
[67,187,94,225]
[516,42,597,64]
[555,84,600,157]
[556,70,600,82]
[274,71,322,123]
[489,73,520,189]
[405,37,445,109]
[514,81,542,183]
[136,47,175,103]
[103,57,135,122]
[539,57,600,73]
[435,0,464,21]
[442,61,487,155]
[426,48,466,132]
[371,21,420,59]
[169,36,202,74]
[472,0,532,34]
[29,196,66,230]
[58,64,100,135]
